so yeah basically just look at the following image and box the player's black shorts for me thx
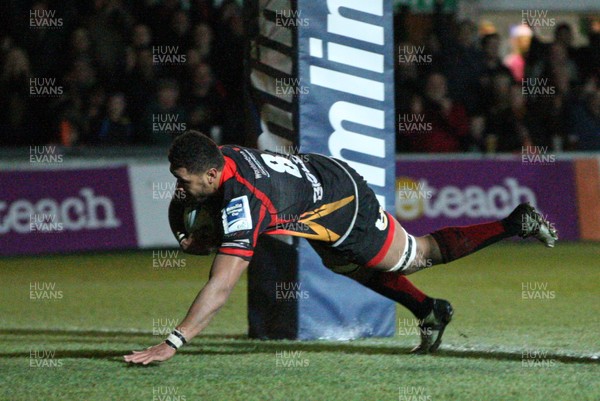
[306,156,395,269]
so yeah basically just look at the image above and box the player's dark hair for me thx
[168,130,224,173]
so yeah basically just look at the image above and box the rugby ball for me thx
[184,204,215,234]
[182,202,222,252]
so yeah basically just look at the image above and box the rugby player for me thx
[124,131,557,364]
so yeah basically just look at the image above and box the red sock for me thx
[365,272,433,319]
[430,221,513,264]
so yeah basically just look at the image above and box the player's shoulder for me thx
[220,145,273,179]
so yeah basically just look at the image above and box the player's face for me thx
[171,166,218,200]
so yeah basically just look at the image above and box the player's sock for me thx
[365,272,434,320]
[430,219,517,264]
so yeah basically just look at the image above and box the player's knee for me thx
[386,229,419,273]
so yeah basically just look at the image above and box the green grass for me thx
[0,243,598,401]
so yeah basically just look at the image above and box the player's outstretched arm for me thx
[123,254,249,364]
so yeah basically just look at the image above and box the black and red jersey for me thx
[216,145,359,261]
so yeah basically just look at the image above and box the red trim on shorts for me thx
[219,248,254,258]
[365,211,396,268]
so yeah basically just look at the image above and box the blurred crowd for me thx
[0,0,244,147]
[396,5,600,152]
[1,1,599,152]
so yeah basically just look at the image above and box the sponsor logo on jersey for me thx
[291,155,323,202]
[240,149,270,179]
[222,196,253,234]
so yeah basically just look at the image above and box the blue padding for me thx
[297,240,395,340]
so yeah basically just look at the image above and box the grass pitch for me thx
[0,243,598,401]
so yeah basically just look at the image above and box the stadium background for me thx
[1,1,599,400]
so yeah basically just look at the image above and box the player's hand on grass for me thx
[123,342,176,365]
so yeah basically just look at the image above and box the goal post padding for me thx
[246,0,396,340]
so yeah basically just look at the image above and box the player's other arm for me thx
[123,254,248,365]
[169,192,217,255]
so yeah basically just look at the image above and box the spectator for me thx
[93,92,133,145]
[528,22,580,76]
[578,18,600,80]
[0,48,33,145]
[126,47,158,134]
[185,62,226,139]
[530,43,579,86]
[401,72,470,152]
[131,23,152,49]
[142,79,187,145]
[483,71,530,152]
[504,24,533,83]
[88,0,132,85]
[570,88,600,150]
[64,58,97,96]
[433,2,484,115]
[22,1,66,78]
[0,0,249,148]
[190,0,215,24]
[212,1,245,143]
[67,28,94,67]
[189,23,215,64]
[479,33,514,114]
[527,44,578,150]
[165,9,191,49]
[148,0,182,45]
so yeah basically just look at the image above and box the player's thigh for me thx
[372,215,407,270]
[370,214,435,272]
